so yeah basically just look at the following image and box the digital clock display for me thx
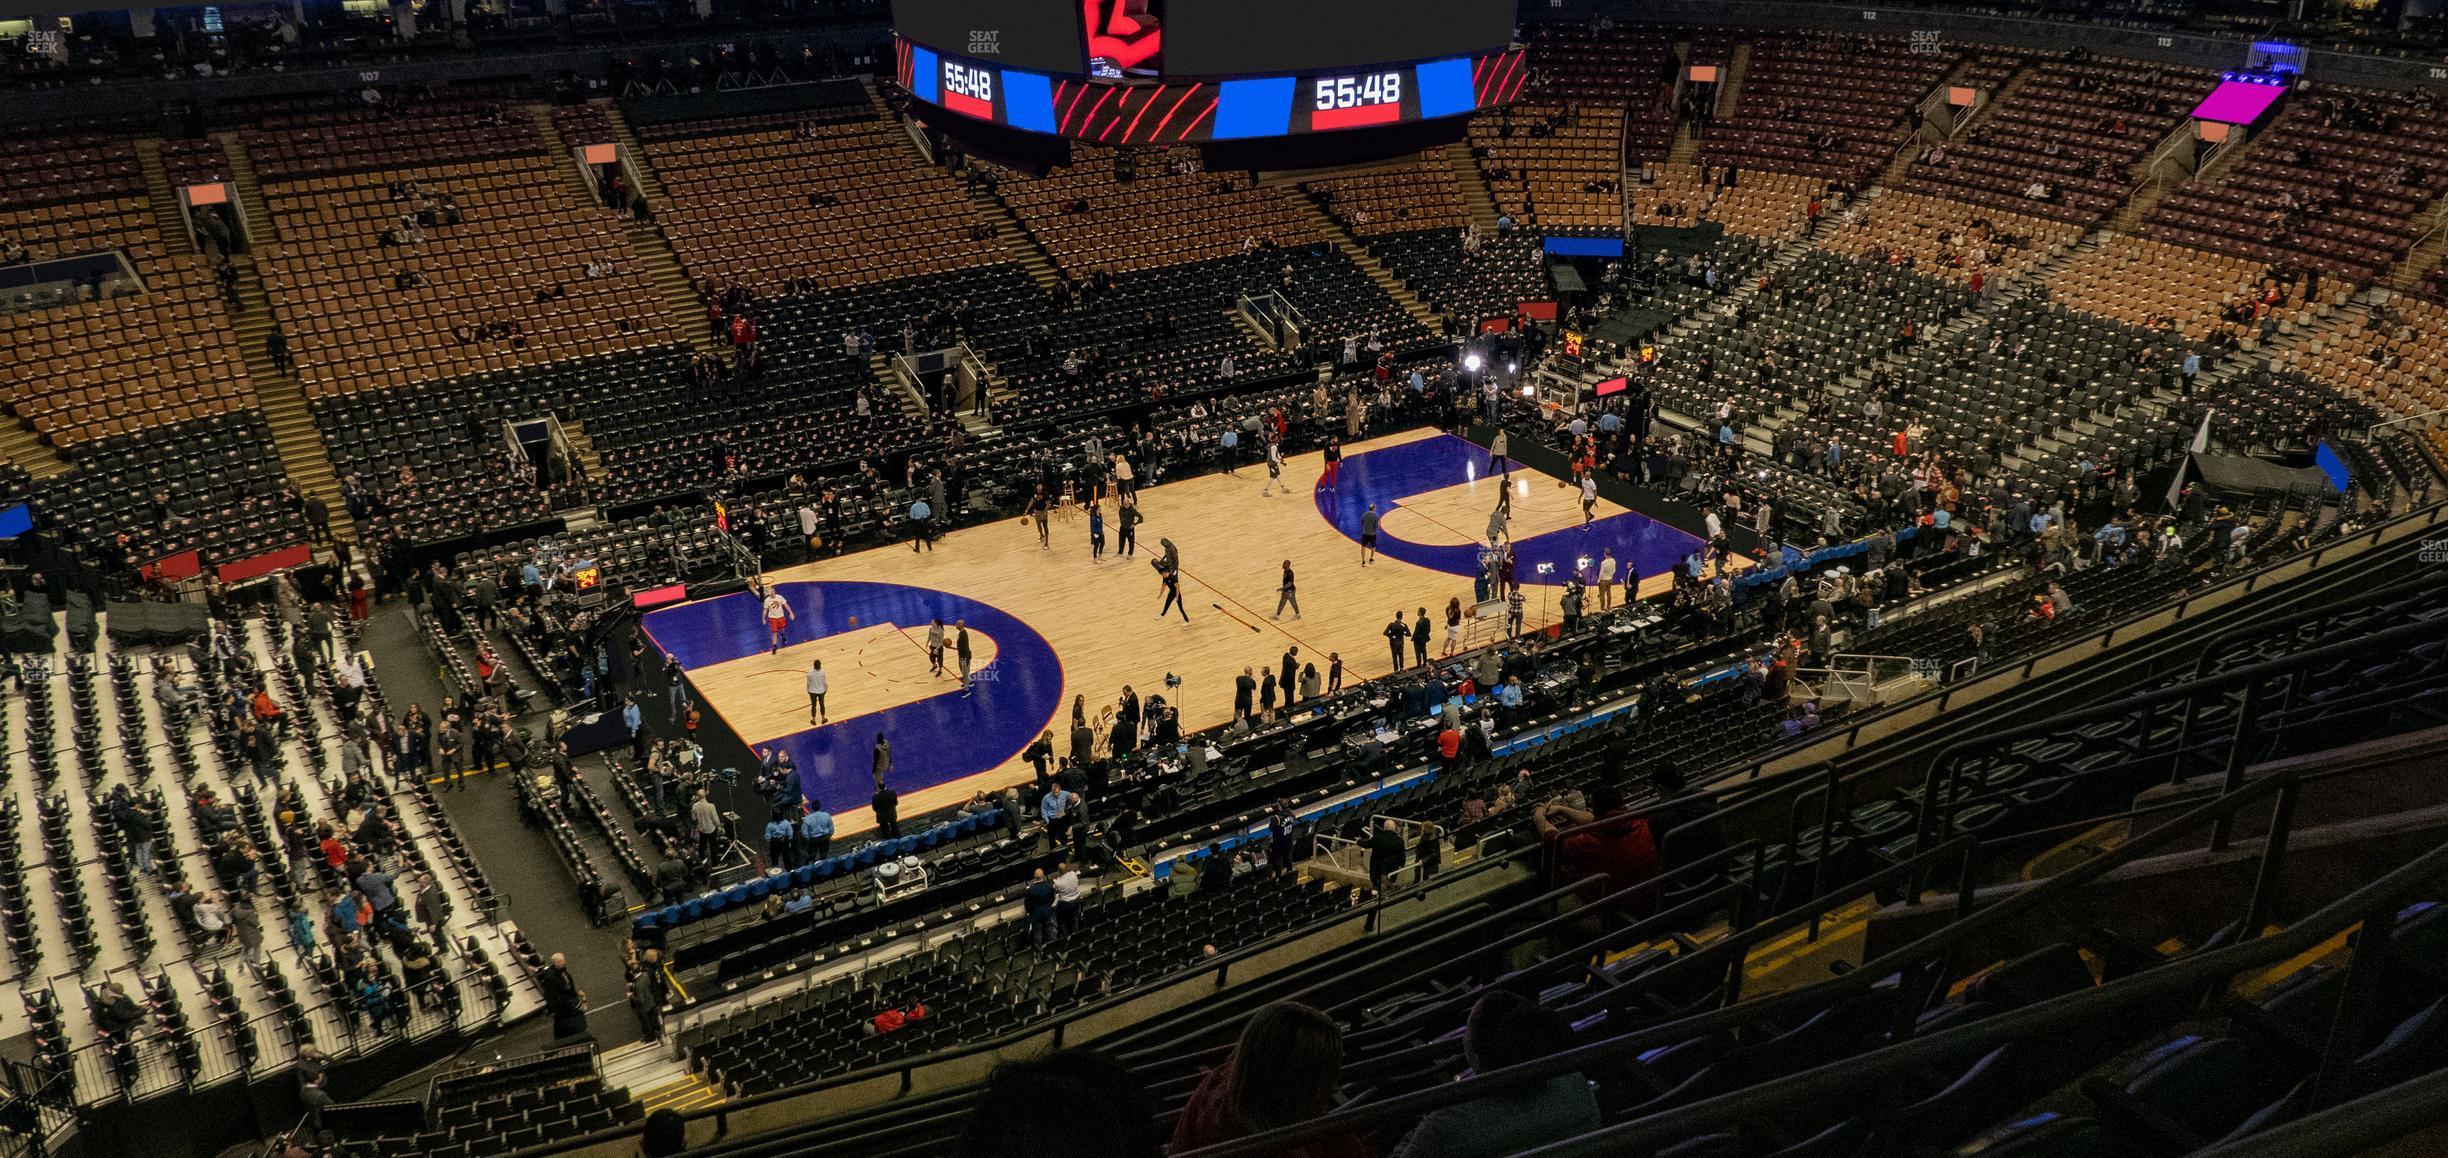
[1310,71,1405,129]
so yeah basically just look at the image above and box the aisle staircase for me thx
[963,184,1063,293]
[132,139,197,256]
[197,134,357,544]
[0,425,68,481]
[210,130,276,244]
[873,352,928,418]
[1289,195,1444,333]
[231,266,356,545]
[1450,147,1503,231]
[2381,204,2448,295]
[598,102,725,356]
[563,421,604,483]
[1715,42,1752,120]
[527,104,603,205]
[2110,115,2259,237]
[1662,41,1701,169]
[1874,55,2001,192]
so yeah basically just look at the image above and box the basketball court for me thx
[644,429,1725,832]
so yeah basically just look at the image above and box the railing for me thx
[52,957,506,1115]
[1531,832,2448,1154]
[514,840,1549,1156]
[1795,651,1924,702]
[2364,406,2448,443]
[1905,615,2448,890]
[1708,498,2447,787]
[2195,1067,2448,1157]
[1170,712,2447,1157]
[2138,119,2204,191]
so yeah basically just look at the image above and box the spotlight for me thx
[1519,384,1535,397]
[1506,362,1517,374]
[1463,353,1484,372]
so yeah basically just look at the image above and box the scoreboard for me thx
[898,39,1527,145]
[891,0,1522,145]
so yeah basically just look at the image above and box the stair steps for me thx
[2382,207,2448,294]
[228,258,357,546]
[1290,195,1443,333]
[210,131,277,245]
[1874,55,2004,193]
[202,134,354,545]
[872,352,928,418]
[1715,42,1751,121]
[132,139,199,256]
[2112,118,2260,237]
[1450,149,1502,231]
[598,102,724,357]
[964,185,1063,292]
[562,420,603,483]
[0,424,68,480]
[526,104,604,205]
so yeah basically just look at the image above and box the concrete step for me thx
[965,185,1064,292]
[132,139,200,257]
[0,422,69,480]
[526,104,604,207]
[593,106,721,357]
[564,420,603,483]
[1291,196,1445,334]
[1449,147,1503,230]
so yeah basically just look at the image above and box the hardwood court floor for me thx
[678,428,1688,833]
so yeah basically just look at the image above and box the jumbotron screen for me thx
[893,0,1087,75]
[899,39,1527,144]
[1159,0,1516,78]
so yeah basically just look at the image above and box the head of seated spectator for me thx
[641,1108,687,1157]
[1170,1002,1363,1156]
[1393,990,1602,1155]
[958,1048,1160,1158]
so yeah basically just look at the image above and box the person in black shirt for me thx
[1158,567,1189,622]
[1649,763,1727,871]
[1385,612,1410,671]
[872,784,901,839]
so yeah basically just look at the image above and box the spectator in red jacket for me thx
[866,991,929,1036]
[1531,784,1660,918]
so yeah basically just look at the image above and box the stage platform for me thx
[643,429,1720,834]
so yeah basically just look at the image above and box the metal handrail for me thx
[510,836,1550,1157]
[2365,406,2448,442]
[1710,499,2446,789]
[1167,739,2395,1158]
[1905,615,2448,878]
[2191,1066,2448,1158]
[1521,834,2448,1155]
